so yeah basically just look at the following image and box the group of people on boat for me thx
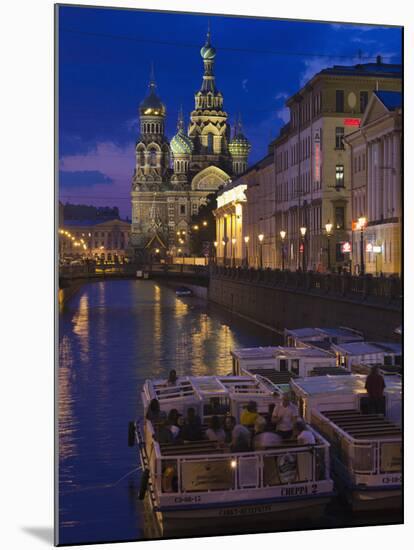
[146,375,315,450]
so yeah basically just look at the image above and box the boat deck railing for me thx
[143,420,331,496]
[310,409,401,481]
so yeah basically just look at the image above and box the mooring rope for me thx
[60,466,142,495]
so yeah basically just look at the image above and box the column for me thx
[367,143,373,221]
[393,132,401,219]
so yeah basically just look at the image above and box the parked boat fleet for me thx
[130,326,402,535]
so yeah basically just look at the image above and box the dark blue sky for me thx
[58,5,402,217]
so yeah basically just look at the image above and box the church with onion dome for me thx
[130,27,251,258]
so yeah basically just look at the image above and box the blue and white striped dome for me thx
[170,129,193,156]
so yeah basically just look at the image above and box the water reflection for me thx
[58,279,278,545]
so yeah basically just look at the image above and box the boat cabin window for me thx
[383,355,393,366]
[203,396,230,418]
[291,359,300,376]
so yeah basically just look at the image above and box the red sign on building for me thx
[344,118,361,127]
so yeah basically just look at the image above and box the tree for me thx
[189,190,220,255]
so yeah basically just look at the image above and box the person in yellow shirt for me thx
[240,401,258,427]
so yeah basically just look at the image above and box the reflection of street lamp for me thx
[300,226,307,271]
[280,230,286,270]
[325,221,333,271]
[258,234,264,269]
[244,236,250,267]
[358,216,367,275]
[231,237,236,267]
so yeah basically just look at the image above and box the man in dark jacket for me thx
[365,366,386,414]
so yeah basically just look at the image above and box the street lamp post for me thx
[244,236,250,267]
[258,234,264,269]
[300,227,307,271]
[231,237,236,268]
[213,241,218,264]
[358,216,367,275]
[280,230,286,270]
[325,221,333,271]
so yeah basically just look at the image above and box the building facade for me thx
[130,29,251,260]
[345,90,402,275]
[273,58,402,272]
[59,219,131,262]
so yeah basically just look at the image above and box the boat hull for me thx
[349,488,402,512]
[149,494,332,536]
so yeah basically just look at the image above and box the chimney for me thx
[376,55,382,64]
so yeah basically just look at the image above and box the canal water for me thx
[58,278,280,545]
[58,278,401,546]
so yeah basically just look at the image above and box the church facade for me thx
[130,29,251,258]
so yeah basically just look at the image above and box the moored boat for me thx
[290,375,402,511]
[130,375,334,535]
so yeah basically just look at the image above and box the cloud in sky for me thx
[59,141,136,217]
[242,78,248,92]
[275,92,289,102]
[276,106,290,124]
[60,170,113,188]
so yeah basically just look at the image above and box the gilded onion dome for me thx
[170,109,193,155]
[139,66,166,116]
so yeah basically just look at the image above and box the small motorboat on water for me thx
[129,374,334,535]
[175,286,193,297]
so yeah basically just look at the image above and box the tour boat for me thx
[284,327,364,349]
[231,345,348,382]
[130,375,334,535]
[290,375,402,511]
[175,286,193,296]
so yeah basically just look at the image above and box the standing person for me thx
[240,401,258,427]
[365,366,386,414]
[205,415,226,444]
[167,369,178,386]
[271,394,298,440]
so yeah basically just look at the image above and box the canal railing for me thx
[210,265,402,310]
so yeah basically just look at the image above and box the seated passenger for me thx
[167,369,178,386]
[240,401,258,427]
[180,407,202,441]
[167,409,181,440]
[155,413,173,444]
[296,420,316,445]
[230,424,251,452]
[253,416,283,450]
[205,415,226,444]
[146,398,161,423]
[223,415,237,444]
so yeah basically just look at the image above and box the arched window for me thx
[150,150,157,166]
[207,133,213,153]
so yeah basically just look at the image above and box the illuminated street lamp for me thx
[244,235,250,267]
[300,227,307,271]
[325,221,333,271]
[280,230,286,270]
[258,233,264,269]
[358,216,367,275]
[202,221,208,227]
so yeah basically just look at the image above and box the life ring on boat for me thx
[128,421,136,447]
[162,466,176,493]
[139,468,150,500]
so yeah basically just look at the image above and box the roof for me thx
[63,218,129,228]
[292,374,401,397]
[321,409,401,440]
[285,327,364,342]
[332,341,402,356]
[231,346,280,360]
[318,61,401,78]
[374,90,402,111]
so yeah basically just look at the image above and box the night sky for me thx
[58,5,402,218]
